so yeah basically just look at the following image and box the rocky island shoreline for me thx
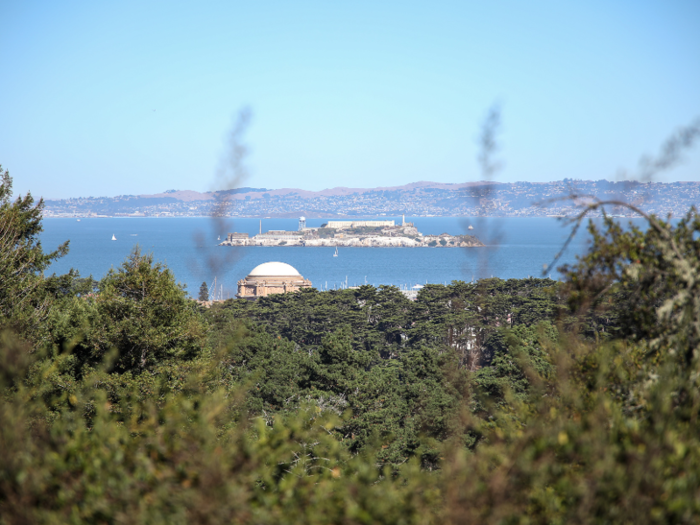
[219,218,484,248]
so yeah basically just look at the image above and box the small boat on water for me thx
[468,225,474,230]
[333,246,338,258]
[76,219,81,222]
[111,234,117,241]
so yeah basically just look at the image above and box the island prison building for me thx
[325,220,395,229]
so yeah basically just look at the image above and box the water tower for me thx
[298,216,306,231]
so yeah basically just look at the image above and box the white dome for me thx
[247,261,302,278]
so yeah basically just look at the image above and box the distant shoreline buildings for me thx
[42,180,700,219]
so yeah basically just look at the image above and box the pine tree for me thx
[0,165,68,337]
[198,281,209,301]
[93,246,206,371]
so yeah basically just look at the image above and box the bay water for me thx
[38,216,632,298]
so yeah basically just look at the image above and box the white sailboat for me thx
[111,234,117,241]
[468,225,474,230]
[333,246,338,257]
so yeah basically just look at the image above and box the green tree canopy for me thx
[77,246,207,372]
[0,165,68,338]
[199,281,209,301]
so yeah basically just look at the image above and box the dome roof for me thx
[247,261,302,278]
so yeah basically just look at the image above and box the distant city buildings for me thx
[43,181,700,219]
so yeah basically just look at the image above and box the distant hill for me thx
[147,187,271,201]
[43,180,700,218]
[137,181,495,201]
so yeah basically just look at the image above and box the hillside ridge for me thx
[44,180,699,218]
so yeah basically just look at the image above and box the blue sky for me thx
[1,0,699,199]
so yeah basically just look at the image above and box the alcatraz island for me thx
[219,217,484,248]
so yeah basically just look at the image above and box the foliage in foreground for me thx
[0,340,438,524]
[1,165,700,524]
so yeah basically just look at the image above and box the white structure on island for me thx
[298,216,306,231]
[236,262,312,300]
[325,220,395,229]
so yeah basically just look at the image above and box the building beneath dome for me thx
[236,261,312,300]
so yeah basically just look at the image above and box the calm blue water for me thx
[38,216,636,298]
